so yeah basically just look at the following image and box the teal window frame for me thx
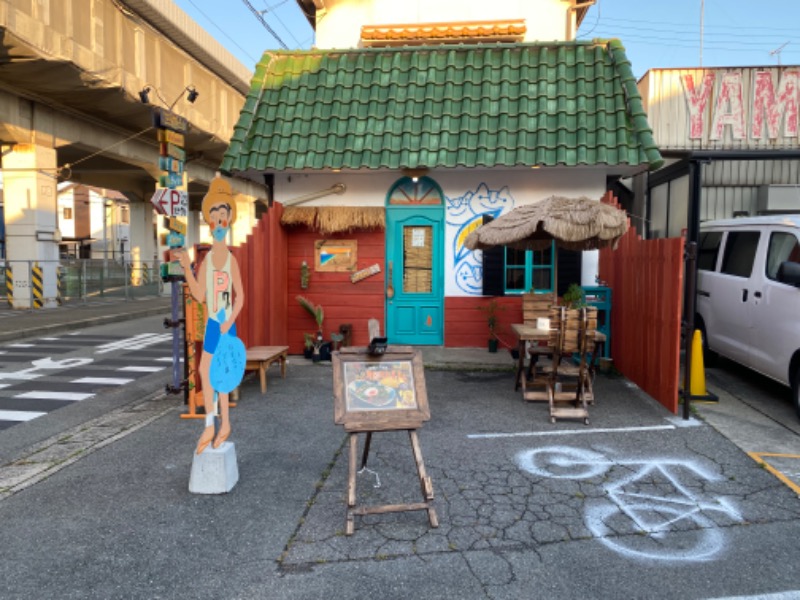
[503,242,555,295]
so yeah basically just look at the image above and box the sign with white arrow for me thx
[151,188,188,216]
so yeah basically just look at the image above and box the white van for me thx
[695,215,800,418]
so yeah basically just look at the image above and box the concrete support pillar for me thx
[130,195,158,286]
[2,144,60,308]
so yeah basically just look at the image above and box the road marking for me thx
[95,333,171,354]
[118,366,165,373]
[748,452,800,495]
[15,391,94,401]
[468,424,679,440]
[0,409,47,421]
[155,357,175,362]
[8,343,35,348]
[39,337,60,341]
[72,377,133,385]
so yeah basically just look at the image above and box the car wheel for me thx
[792,366,800,420]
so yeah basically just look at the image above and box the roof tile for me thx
[222,41,663,173]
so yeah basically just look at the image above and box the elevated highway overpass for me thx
[0,0,269,306]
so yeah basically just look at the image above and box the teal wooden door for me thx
[385,207,444,345]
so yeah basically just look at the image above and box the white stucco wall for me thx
[275,168,607,297]
[314,0,576,49]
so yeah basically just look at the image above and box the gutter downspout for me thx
[567,0,596,40]
[284,183,346,207]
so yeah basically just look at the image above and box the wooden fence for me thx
[599,192,684,414]
[230,203,288,349]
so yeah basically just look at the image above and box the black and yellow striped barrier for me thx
[32,262,44,309]
[56,265,63,305]
[5,264,12,308]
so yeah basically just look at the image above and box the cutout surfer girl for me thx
[179,176,244,454]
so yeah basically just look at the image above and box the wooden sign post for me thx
[332,346,438,535]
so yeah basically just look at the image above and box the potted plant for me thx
[297,295,325,361]
[303,332,314,359]
[477,298,504,353]
[561,283,587,309]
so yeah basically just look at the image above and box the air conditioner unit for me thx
[756,185,800,214]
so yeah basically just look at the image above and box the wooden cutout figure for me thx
[179,175,245,454]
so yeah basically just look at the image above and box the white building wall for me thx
[314,0,577,49]
[275,167,606,297]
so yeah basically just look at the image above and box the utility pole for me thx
[699,0,704,67]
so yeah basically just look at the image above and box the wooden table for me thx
[510,323,606,393]
[244,345,289,394]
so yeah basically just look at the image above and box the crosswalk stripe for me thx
[9,343,35,348]
[72,377,133,385]
[118,366,165,373]
[15,391,94,401]
[0,409,47,421]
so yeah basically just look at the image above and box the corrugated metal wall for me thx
[640,67,800,151]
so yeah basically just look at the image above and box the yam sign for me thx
[151,188,188,217]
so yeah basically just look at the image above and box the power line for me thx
[184,0,260,64]
[259,0,302,47]
[241,0,289,50]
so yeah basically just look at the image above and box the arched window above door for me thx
[387,176,444,206]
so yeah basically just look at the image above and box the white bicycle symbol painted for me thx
[516,446,743,561]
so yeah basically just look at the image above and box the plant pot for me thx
[488,338,499,353]
[319,341,333,361]
[303,347,313,359]
[510,348,520,360]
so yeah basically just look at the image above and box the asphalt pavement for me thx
[1,296,799,599]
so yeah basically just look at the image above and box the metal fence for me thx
[0,259,164,308]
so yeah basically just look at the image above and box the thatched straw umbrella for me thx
[464,195,628,253]
[464,195,629,290]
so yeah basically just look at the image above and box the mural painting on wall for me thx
[446,183,515,294]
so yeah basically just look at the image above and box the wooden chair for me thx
[522,292,556,384]
[547,307,597,425]
[520,305,563,403]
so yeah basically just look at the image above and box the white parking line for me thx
[14,391,94,401]
[118,366,165,373]
[0,409,46,421]
[467,424,679,439]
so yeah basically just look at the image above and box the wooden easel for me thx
[345,428,438,536]
[333,346,437,535]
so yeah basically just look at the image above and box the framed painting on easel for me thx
[332,346,437,535]
[333,346,429,432]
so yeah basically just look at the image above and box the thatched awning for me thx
[280,206,385,235]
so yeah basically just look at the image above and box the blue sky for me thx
[174,0,800,80]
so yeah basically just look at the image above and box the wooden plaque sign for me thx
[333,347,429,432]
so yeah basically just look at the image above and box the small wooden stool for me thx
[241,345,289,395]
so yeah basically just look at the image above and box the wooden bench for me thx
[242,345,289,395]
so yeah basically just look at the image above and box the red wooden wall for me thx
[598,192,685,414]
[445,296,523,350]
[230,203,288,349]
[285,227,386,354]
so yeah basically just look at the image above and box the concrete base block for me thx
[189,442,239,494]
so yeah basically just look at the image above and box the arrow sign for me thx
[151,188,188,216]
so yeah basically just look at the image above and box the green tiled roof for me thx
[221,40,663,173]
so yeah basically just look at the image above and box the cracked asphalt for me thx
[2,348,800,599]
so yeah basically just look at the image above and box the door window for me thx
[766,232,800,280]
[698,231,723,271]
[720,231,759,278]
[403,226,432,293]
